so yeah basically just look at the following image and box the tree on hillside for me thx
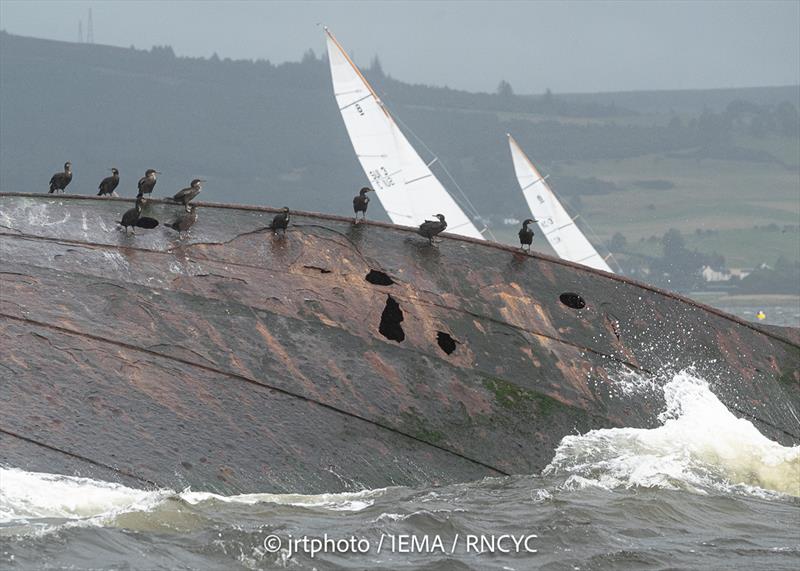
[150,45,175,59]
[497,80,514,97]
[301,48,317,63]
[661,228,685,258]
[608,232,627,252]
[370,55,385,77]
[737,256,800,294]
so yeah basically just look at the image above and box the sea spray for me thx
[544,370,800,496]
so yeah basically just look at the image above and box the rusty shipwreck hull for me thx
[0,193,798,494]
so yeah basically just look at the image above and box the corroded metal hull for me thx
[1,193,798,494]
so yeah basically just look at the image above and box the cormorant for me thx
[172,178,204,206]
[166,205,197,237]
[48,162,72,194]
[270,207,290,236]
[417,214,447,245]
[518,218,537,252]
[137,169,160,198]
[118,197,159,234]
[97,168,120,197]
[352,187,373,223]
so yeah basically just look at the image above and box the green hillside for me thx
[1,31,797,274]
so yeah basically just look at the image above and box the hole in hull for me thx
[366,270,394,285]
[436,331,457,355]
[559,292,586,310]
[379,295,405,342]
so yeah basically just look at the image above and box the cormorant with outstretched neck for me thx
[172,178,204,206]
[518,218,537,252]
[49,162,72,194]
[270,207,290,236]
[137,169,160,198]
[166,205,197,237]
[417,214,447,245]
[118,196,159,234]
[352,187,373,223]
[97,168,120,197]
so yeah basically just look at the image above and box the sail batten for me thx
[508,134,613,273]
[339,95,373,111]
[325,29,484,240]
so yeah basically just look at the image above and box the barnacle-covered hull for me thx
[1,193,798,494]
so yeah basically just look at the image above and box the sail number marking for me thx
[369,167,395,189]
[535,196,555,227]
[538,216,554,227]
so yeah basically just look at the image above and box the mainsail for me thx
[508,134,613,273]
[325,29,484,240]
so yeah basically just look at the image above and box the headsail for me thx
[508,134,613,273]
[325,29,484,240]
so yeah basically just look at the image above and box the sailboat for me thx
[508,134,614,273]
[325,28,485,240]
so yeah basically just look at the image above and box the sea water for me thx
[1,371,798,570]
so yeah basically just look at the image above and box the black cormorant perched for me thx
[136,169,160,198]
[352,187,373,223]
[118,197,159,234]
[518,218,537,252]
[172,178,204,206]
[270,207,290,236]
[166,205,197,237]
[97,168,120,197]
[48,162,72,194]
[417,214,447,245]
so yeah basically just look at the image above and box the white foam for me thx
[0,468,380,528]
[0,468,167,523]
[180,488,380,511]
[545,370,800,496]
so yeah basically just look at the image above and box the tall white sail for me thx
[508,134,613,273]
[325,29,484,240]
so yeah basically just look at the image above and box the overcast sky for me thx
[1,0,798,94]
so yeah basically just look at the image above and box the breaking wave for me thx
[0,468,380,530]
[544,370,800,496]
[1,370,797,539]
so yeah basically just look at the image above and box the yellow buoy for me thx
[756,311,766,320]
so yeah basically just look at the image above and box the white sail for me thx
[508,134,613,273]
[325,29,484,240]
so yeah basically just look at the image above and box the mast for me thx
[325,29,485,240]
[508,134,614,273]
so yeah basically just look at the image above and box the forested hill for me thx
[1,31,798,243]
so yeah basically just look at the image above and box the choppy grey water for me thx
[713,302,800,328]
[2,373,798,571]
